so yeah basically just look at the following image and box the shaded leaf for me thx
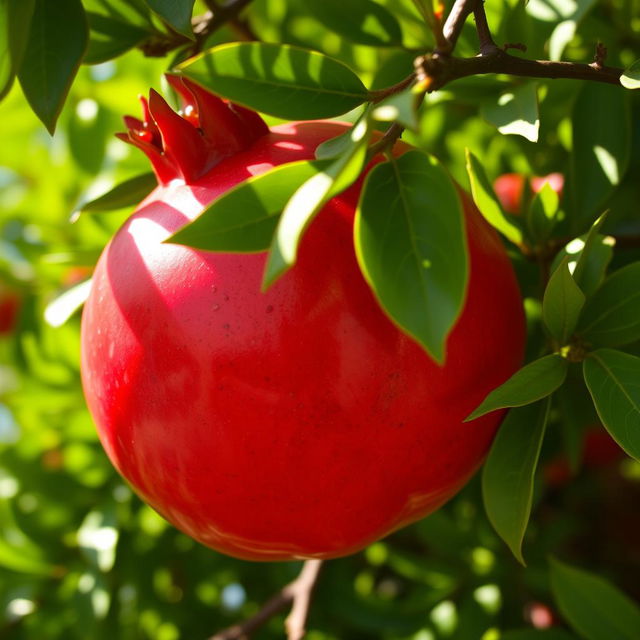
[550,557,640,639]
[502,630,576,640]
[307,0,402,46]
[17,0,88,133]
[84,11,151,64]
[355,150,468,364]
[481,83,540,142]
[583,349,640,461]
[0,0,35,100]
[169,160,328,252]
[570,83,630,230]
[577,262,640,347]
[465,148,523,246]
[528,182,560,243]
[372,89,417,131]
[77,172,157,214]
[144,0,194,39]
[570,211,613,296]
[467,355,568,421]
[542,257,585,345]
[263,120,371,288]
[482,399,550,564]
[178,42,369,120]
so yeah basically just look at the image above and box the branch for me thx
[472,0,497,54]
[211,560,323,640]
[418,48,623,92]
[441,0,478,52]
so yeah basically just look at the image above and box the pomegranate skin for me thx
[81,119,525,561]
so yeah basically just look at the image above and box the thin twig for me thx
[441,0,478,52]
[211,560,324,640]
[369,74,416,103]
[473,0,497,54]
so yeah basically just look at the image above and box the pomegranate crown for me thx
[117,74,269,185]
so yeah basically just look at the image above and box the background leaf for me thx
[481,83,540,142]
[576,262,640,347]
[178,42,370,120]
[307,0,402,46]
[144,0,194,39]
[482,400,550,564]
[583,349,640,461]
[355,150,468,364]
[569,83,630,231]
[83,11,151,64]
[621,59,640,89]
[17,0,88,133]
[550,557,640,639]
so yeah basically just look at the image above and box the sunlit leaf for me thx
[621,59,640,89]
[481,83,540,142]
[355,150,468,363]
[178,42,370,120]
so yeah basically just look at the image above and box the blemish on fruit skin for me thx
[223,323,230,330]
[212,304,220,311]
[266,305,274,314]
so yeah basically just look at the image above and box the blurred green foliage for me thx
[1,0,640,638]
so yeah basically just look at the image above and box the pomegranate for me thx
[81,77,525,561]
[494,172,564,215]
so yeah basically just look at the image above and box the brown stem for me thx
[441,0,478,52]
[210,560,323,640]
[473,0,497,54]
[419,49,623,92]
[369,74,416,103]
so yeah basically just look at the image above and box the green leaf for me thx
[550,557,640,639]
[169,160,328,253]
[577,262,640,347]
[0,0,35,100]
[583,349,640,462]
[262,120,371,288]
[528,182,560,243]
[84,11,151,64]
[372,89,418,131]
[76,173,157,214]
[542,258,585,345]
[307,0,402,46]
[482,399,550,565]
[467,355,568,421]
[355,150,468,364]
[481,83,540,142]
[570,211,613,296]
[314,130,354,160]
[178,42,370,120]
[144,0,194,39]
[17,0,88,133]
[620,59,640,89]
[570,83,630,230]
[465,149,523,246]
[67,98,110,175]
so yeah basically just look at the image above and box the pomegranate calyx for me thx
[118,75,268,185]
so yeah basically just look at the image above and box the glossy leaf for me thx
[355,150,468,364]
[528,182,560,243]
[467,355,568,420]
[542,258,585,345]
[144,0,194,39]
[263,120,371,288]
[481,83,540,142]
[577,262,640,347]
[307,0,402,46]
[0,0,35,100]
[465,149,523,246]
[17,0,88,133]
[482,399,550,564]
[178,42,370,120]
[84,11,151,64]
[550,557,640,639]
[583,349,640,462]
[570,83,630,230]
[77,173,157,213]
[372,89,418,130]
[169,160,328,252]
[620,58,640,89]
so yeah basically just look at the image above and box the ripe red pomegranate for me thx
[81,77,525,560]
[494,172,564,215]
